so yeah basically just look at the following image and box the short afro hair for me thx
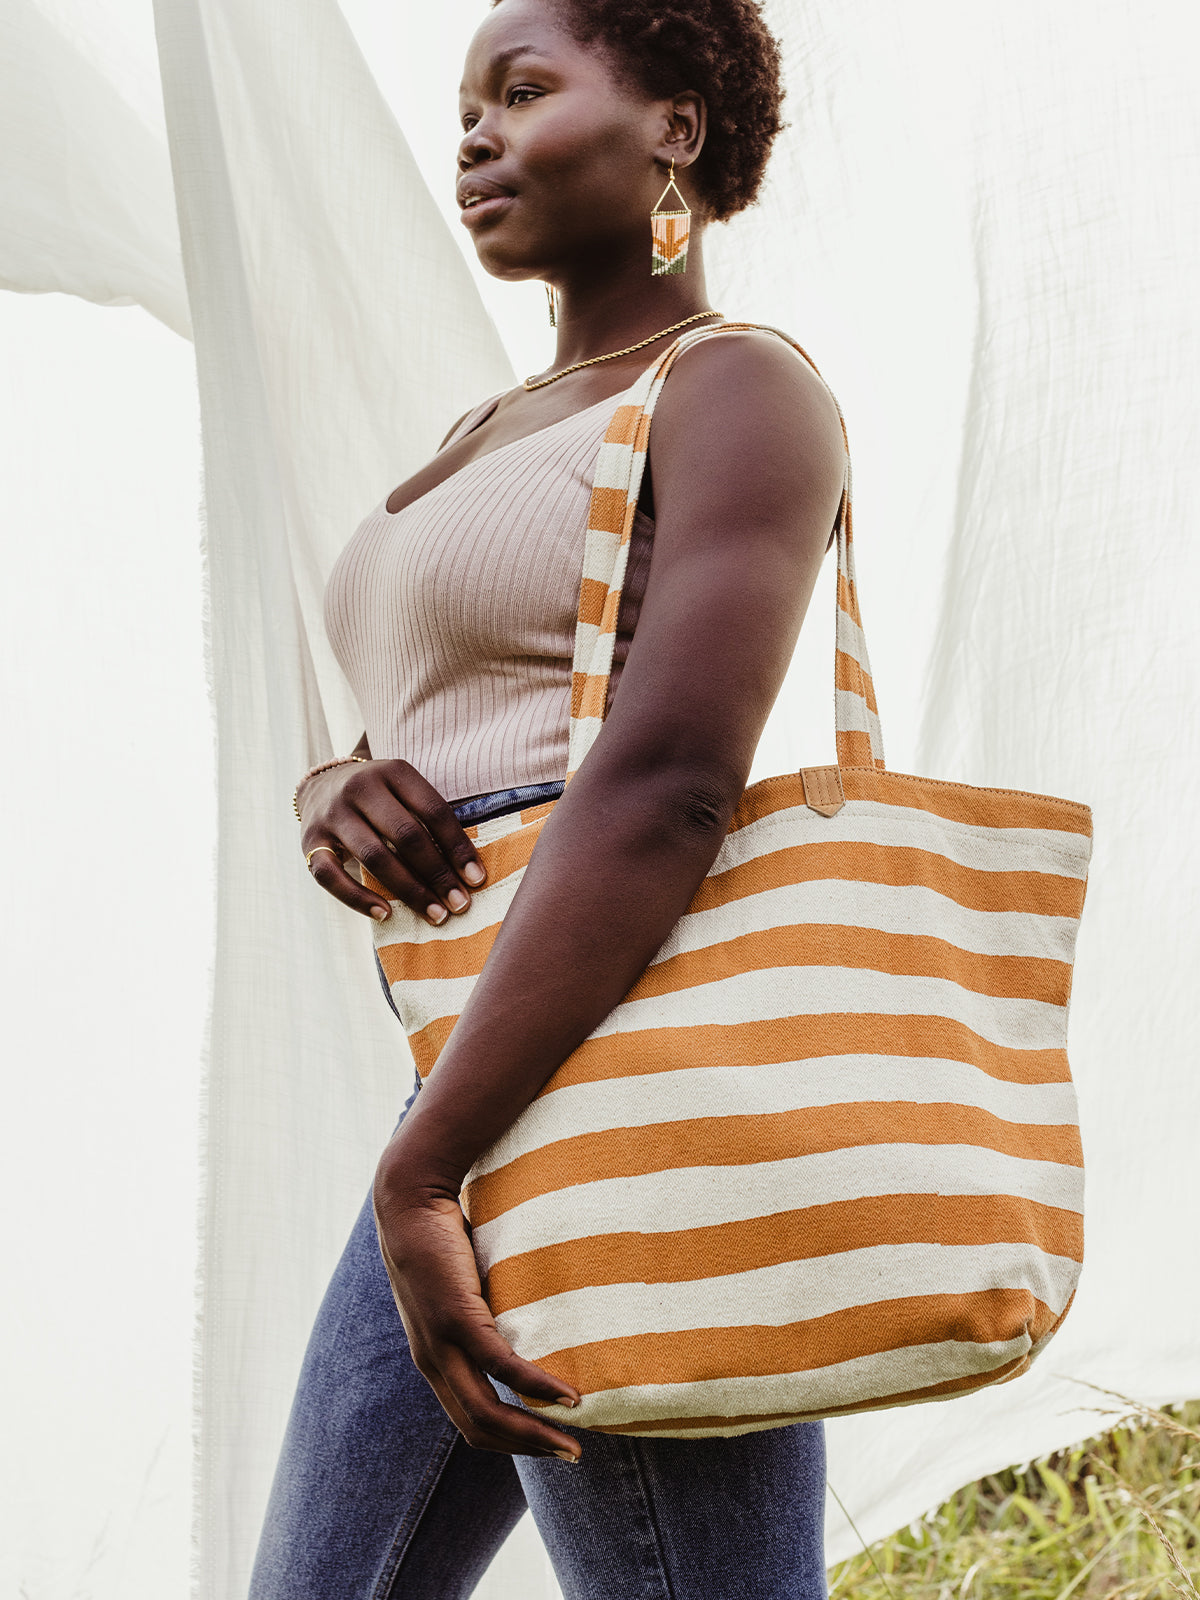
[491,0,786,222]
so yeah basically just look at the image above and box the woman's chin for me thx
[471,238,551,284]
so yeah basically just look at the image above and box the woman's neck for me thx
[548,235,715,368]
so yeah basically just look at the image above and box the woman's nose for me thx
[458,122,503,171]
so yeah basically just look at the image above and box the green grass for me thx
[828,1390,1200,1599]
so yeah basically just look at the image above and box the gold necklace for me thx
[522,310,726,391]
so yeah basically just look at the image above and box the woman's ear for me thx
[656,91,707,179]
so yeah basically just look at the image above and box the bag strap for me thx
[565,320,885,781]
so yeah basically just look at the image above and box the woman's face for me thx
[456,0,676,281]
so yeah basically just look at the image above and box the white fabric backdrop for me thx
[1,291,207,1600]
[3,0,1199,1595]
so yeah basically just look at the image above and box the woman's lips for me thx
[459,193,516,228]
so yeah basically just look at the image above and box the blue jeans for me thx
[249,782,828,1599]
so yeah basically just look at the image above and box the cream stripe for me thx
[836,611,872,673]
[579,531,622,585]
[835,687,884,749]
[590,446,641,493]
[568,714,604,767]
[472,810,533,845]
[470,1143,1085,1266]
[496,1241,1081,1360]
[467,1056,1080,1178]
[654,879,1082,965]
[846,799,1091,860]
[714,802,1092,879]
[376,859,532,950]
[570,618,602,665]
[583,631,618,680]
[541,1335,1034,1435]
[613,965,1067,1051]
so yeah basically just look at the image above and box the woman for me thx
[254,1,847,1595]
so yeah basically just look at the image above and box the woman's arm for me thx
[374,331,847,1456]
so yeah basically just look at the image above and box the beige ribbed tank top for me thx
[323,382,654,805]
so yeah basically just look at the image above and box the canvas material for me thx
[367,323,1094,1438]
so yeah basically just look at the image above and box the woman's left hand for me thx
[371,1151,584,1461]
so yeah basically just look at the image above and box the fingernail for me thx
[553,1450,580,1464]
[446,888,469,913]
[463,861,486,886]
[557,1396,578,1408]
[427,904,449,925]
[370,905,389,921]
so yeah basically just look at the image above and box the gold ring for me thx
[305,845,342,868]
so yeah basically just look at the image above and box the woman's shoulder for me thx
[670,322,837,404]
[652,321,846,473]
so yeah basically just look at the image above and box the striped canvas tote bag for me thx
[367,322,1093,1439]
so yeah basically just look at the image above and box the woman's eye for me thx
[461,86,540,131]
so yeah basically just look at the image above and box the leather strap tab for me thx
[802,766,845,817]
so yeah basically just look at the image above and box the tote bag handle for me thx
[565,321,886,781]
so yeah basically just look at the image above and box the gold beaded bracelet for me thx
[293,755,368,822]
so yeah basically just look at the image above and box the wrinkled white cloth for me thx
[0,0,188,331]
[2,0,1198,1595]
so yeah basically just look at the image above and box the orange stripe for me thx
[378,922,499,984]
[388,907,1073,995]
[724,775,824,832]
[545,1013,1070,1087]
[576,576,608,629]
[570,669,591,709]
[694,839,1087,919]
[836,729,876,768]
[577,674,609,722]
[841,767,1093,836]
[582,1357,1032,1433]
[523,1287,1059,1397]
[407,1011,1068,1096]
[598,588,623,634]
[463,1101,1083,1227]
[587,486,629,536]
[726,766,1090,841]
[486,1192,1083,1312]
[409,1017,452,1078]
[836,649,879,713]
[629,921,1073,1006]
[410,1013,1070,1091]
[604,404,642,447]
[836,569,863,625]
[570,672,583,721]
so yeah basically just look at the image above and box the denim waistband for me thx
[450,779,565,826]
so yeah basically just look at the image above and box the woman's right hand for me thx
[297,759,487,926]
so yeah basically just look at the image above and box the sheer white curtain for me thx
[3,1,1197,1596]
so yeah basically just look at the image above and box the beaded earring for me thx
[545,283,561,327]
[650,158,691,276]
